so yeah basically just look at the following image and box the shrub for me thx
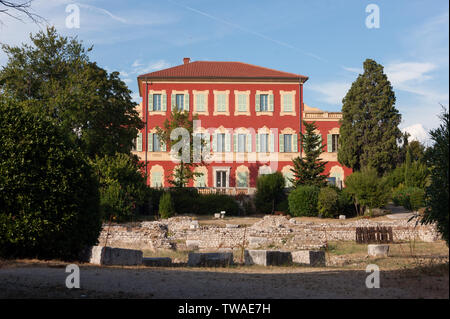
[254,172,286,214]
[288,185,320,217]
[339,188,357,217]
[169,187,200,215]
[90,153,148,222]
[159,192,175,219]
[317,187,339,218]
[0,100,101,260]
[392,186,425,211]
[344,167,390,215]
[197,193,241,216]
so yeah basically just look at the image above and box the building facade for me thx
[133,58,351,192]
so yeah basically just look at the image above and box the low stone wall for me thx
[97,215,440,251]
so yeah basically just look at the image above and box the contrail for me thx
[167,0,327,63]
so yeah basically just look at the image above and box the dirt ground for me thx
[1,241,448,299]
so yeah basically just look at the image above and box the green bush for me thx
[197,193,241,216]
[169,187,200,215]
[159,192,175,219]
[317,187,339,218]
[90,153,148,222]
[288,185,320,217]
[344,167,390,215]
[392,186,425,211]
[254,172,286,214]
[339,188,357,217]
[0,99,101,260]
[141,187,165,216]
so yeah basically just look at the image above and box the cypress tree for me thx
[338,59,402,176]
[291,121,328,187]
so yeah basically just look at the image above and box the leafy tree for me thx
[90,153,148,222]
[254,172,286,214]
[291,121,328,187]
[0,97,101,260]
[156,109,206,187]
[0,26,143,159]
[422,108,449,245]
[318,187,339,218]
[338,59,403,176]
[344,167,390,216]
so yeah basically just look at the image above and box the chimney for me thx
[183,57,190,64]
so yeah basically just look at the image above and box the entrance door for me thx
[216,170,227,188]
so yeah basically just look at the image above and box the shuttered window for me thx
[237,94,247,112]
[217,94,226,112]
[236,171,249,188]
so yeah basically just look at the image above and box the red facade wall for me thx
[137,80,350,187]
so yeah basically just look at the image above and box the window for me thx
[283,94,293,112]
[196,94,206,112]
[216,170,227,187]
[259,134,269,153]
[283,134,292,153]
[153,94,161,111]
[236,172,249,188]
[217,94,226,112]
[176,94,184,111]
[332,134,339,152]
[152,134,160,152]
[237,134,246,152]
[195,174,206,187]
[217,133,225,152]
[237,94,247,112]
[260,94,268,111]
[151,172,163,187]
[283,170,294,188]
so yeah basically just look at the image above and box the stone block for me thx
[89,246,143,266]
[339,215,346,220]
[368,244,389,257]
[187,252,234,267]
[291,250,326,266]
[244,250,292,266]
[214,213,221,219]
[190,221,199,229]
[142,257,172,267]
[248,237,268,248]
[186,240,201,249]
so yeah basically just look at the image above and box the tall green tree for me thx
[338,59,403,176]
[0,26,143,159]
[422,108,449,245]
[156,109,206,187]
[291,121,328,187]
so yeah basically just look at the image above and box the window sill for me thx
[256,111,273,116]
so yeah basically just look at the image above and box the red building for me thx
[134,58,350,192]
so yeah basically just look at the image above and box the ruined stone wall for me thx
[97,216,441,251]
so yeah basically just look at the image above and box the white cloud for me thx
[401,123,430,145]
[385,62,437,86]
[132,60,172,75]
[308,82,351,105]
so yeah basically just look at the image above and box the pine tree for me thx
[338,59,402,176]
[291,121,328,187]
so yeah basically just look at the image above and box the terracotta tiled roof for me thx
[138,61,308,81]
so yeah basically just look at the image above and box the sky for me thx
[0,0,448,144]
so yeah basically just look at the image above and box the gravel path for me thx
[1,264,448,299]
